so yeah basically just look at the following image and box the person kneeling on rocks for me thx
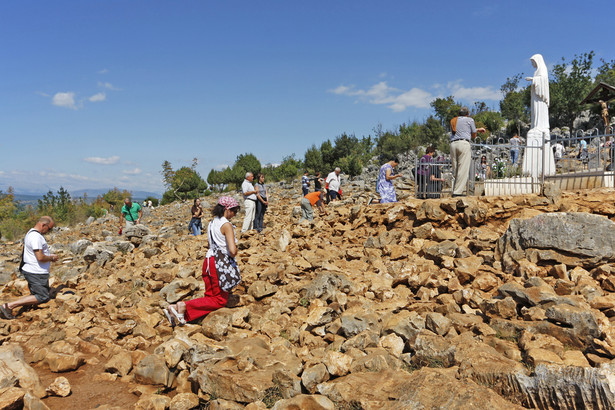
[300,189,327,223]
[165,196,240,325]
[1,216,58,319]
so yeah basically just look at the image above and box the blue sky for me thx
[0,0,612,195]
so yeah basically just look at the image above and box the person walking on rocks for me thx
[325,167,342,203]
[300,189,327,222]
[241,172,258,233]
[119,198,142,229]
[301,170,310,196]
[254,173,268,233]
[165,197,240,325]
[450,106,486,197]
[188,198,204,236]
[1,216,58,319]
[378,155,403,202]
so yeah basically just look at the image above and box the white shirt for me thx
[510,136,521,149]
[22,229,50,274]
[206,217,236,258]
[242,179,257,200]
[554,144,565,159]
[326,172,341,192]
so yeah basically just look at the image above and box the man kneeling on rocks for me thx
[1,216,58,319]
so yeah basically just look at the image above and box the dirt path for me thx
[33,357,139,409]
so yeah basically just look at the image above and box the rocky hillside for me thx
[1,181,615,409]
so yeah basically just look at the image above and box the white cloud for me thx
[89,92,106,102]
[98,81,121,91]
[52,92,77,109]
[331,79,503,112]
[69,174,91,181]
[448,81,502,101]
[98,68,109,74]
[329,81,433,112]
[122,168,142,175]
[84,156,120,165]
[330,85,354,95]
[388,88,434,112]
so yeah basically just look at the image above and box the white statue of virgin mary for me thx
[527,54,550,132]
[522,53,555,177]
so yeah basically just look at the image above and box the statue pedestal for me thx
[483,176,540,196]
[522,128,555,178]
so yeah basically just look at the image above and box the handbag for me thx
[207,223,241,292]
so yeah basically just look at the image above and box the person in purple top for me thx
[417,146,436,198]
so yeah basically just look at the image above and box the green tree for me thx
[420,116,449,152]
[337,155,362,177]
[474,110,505,137]
[472,101,489,115]
[320,140,335,172]
[595,58,615,87]
[207,169,224,191]
[550,51,595,131]
[235,153,261,177]
[431,96,462,130]
[500,74,530,136]
[37,187,74,223]
[332,133,359,160]
[304,144,323,174]
[375,122,420,160]
[160,160,207,204]
[0,187,30,241]
[275,154,303,180]
[170,167,207,200]
[357,136,375,162]
[161,160,175,190]
[103,188,132,209]
[0,188,16,222]
[589,58,615,127]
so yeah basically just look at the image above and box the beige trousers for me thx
[451,140,471,196]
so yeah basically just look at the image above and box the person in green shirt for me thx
[120,198,142,229]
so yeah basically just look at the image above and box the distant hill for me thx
[71,189,162,202]
[12,189,161,206]
[13,194,42,206]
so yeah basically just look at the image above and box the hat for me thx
[218,196,239,210]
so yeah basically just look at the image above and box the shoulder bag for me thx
[207,223,241,292]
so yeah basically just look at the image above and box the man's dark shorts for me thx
[327,190,340,202]
[21,271,50,303]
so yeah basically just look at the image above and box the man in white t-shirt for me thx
[1,216,58,319]
[325,168,342,203]
[241,172,258,233]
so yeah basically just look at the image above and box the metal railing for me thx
[414,128,615,198]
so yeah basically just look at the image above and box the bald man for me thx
[120,197,142,229]
[1,216,58,319]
